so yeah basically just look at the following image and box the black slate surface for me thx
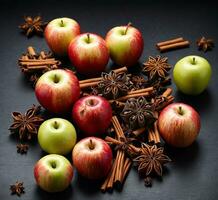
[0,0,218,199]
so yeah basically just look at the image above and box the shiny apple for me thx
[72,137,113,179]
[38,118,77,155]
[35,69,80,114]
[34,154,73,192]
[45,17,80,56]
[173,55,212,95]
[105,23,143,66]
[68,33,109,76]
[158,103,201,148]
[72,95,112,136]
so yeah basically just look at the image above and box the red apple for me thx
[35,69,80,114]
[72,95,112,136]
[158,103,201,148]
[105,23,143,66]
[45,17,80,56]
[34,154,73,192]
[68,33,109,76]
[72,137,113,179]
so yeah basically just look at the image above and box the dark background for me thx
[0,0,218,199]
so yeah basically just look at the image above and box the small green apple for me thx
[38,118,77,155]
[173,55,212,95]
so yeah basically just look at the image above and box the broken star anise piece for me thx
[131,75,148,90]
[19,16,47,37]
[10,181,25,196]
[143,56,171,80]
[121,96,156,129]
[9,105,44,140]
[98,70,131,99]
[134,143,171,177]
[17,144,29,154]
[196,36,214,52]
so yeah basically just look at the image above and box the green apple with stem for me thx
[38,118,77,155]
[34,154,74,192]
[173,55,212,95]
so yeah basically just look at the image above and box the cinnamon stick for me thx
[162,88,173,97]
[115,92,150,102]
[156,37,184,47]
[79,81,100,89]
[132,127,146,137]
[159,41,190,52]
[128,87,153,95]
[27,46,36,56]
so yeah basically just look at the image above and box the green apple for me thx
[38,118,77,155]
[34,154,74,192]
[173,55,212,95]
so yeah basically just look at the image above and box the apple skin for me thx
[44,17,80,56]
[158,103,201,148]
[35,69,80,114]
[72,95,112,136]
[105,24,143,66]
[173,55,212,95]
[72,137,113,179]
[38,118,77,155]
[34,154,73,193]
[68,33,109,76]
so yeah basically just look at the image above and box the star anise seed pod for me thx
[143,56,171,80]
[121,96,156,129]
[17,144,29,154]
[10,181,25,196]
[134,143,171,177]
[9,105,44,140]
[98,70,132,99]
[19,16,47,37]
[196,36,214,52]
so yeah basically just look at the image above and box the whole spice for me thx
[156,37,190,52]
[17,144,29,154]
[121,96,156,129]
[133,143,171,177]
[9,105,44,140]
[18,46,61,86]
[98,70,132,99]
[143,55,171,81]
[10,181,25,196]
[196,36,214,52]
[131,75,147,90]
[19,16,47,37]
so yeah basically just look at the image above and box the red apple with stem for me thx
[72,95,112,136]
[35,69,80,114]
[45,17,80,56]
[68,33,109,77]
[72,137,113,179]
[158,103,201,148]
[105,23,144,66]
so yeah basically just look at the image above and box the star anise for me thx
[121,96,156,129]
[17,144,29,154]
[133,144,171,177]
[9,105,44,140]
[143,56,171,80]
[19,16,47,37]
[144,176,152,187]
[197,36,214,52]
[98,70,132,99]
[131,75,148,90]
[115,137,136,151]
[10,181,25,196]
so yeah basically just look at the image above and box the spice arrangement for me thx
[9,16,214,196]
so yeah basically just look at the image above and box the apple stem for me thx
[124,22,132,35]
[54,121,59,129]
[60,20,64,27]
[89,139,94,150]
[87,33,90,43]
[192,57,196,65]
[178,106,184,115]
[54,74,59,83]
